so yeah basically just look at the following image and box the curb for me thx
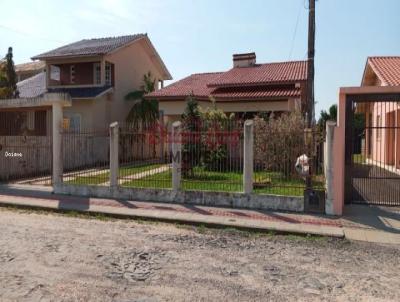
[0,199,345,238]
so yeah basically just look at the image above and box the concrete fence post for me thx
[171,121,182,191]
[243,120,254,194]
[325,121,336,215]
[159,110,165,163]
[109,122,119,188]
[52,102,63,185]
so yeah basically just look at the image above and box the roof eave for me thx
[31,53,104,61]
[207,79,307,89]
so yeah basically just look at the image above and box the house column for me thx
[100,59,106,86]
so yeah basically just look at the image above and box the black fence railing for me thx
[61,127,110,186]
[0,109,52,185]
[118,122,171,189]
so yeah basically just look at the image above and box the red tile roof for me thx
[367,56,400,86]
[211,86,301,100]
[149,72,223,99]
[148,60,307,101]
[208,60,307,88]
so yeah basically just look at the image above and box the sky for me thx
[0,0,399,116]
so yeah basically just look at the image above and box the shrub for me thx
[254,112,306,177]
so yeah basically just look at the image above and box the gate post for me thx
[52,102,63,185]
[325,121,336,215]
[243,120,254,194]
[171,121,182,191]
[109,122,119,188]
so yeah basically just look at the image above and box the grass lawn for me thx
[66,163,164,185]
[353,153,366,164]
[123,167,324,197]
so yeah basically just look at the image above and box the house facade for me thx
[358,56,400,170]
[13,34,171,133]
[147,53,308,122]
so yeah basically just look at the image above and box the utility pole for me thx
[305,0,315,194]
[306,0,315,127]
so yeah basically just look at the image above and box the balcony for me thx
[47,61,114,88]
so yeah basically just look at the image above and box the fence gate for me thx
[345,94,400,206]
[0,109,53,186]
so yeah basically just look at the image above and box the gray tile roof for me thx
[32,34,146,60]
[17,72,46,98]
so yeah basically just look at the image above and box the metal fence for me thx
[118,122,171,189]
[61,127,110,186]
[346,99,400,206]
[61,118,325,197]
[253,123,325,197]
[0,109,52,185]
[180,118,244,192]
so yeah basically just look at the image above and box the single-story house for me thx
[358,56,400,169]
[146,52,308,122]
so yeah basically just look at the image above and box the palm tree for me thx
[125,71,158,128]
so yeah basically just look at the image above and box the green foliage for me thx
[200,104,235,172]
[181,94,202,176]
[125,71,158,128]
[0,47,18,99]
[318,104,337,129]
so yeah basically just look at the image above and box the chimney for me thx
[233,52,256,68]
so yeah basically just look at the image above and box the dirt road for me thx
[0,207,399,302]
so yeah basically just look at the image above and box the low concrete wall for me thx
[54,184,304,212]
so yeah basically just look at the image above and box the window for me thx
[70,65,75,84]
[93,63,101,85]
[105,63,112,86]
[63,114,81,132]
[376,115,381,140]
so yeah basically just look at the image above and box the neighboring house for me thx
[147,53,308,122]
[15,61,45,82]
[359,56,400,169]
[14,34,171,132]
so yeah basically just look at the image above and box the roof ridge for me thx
[82,33,146,42]
[258,59,307,65]
[368,56,400,59]
[191,71,224,76]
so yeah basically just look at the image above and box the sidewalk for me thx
[0,184,399,245]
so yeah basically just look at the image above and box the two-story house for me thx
[16,34,171,132]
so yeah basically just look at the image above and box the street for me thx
[0,207,399,302]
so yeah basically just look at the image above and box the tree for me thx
[0,47,19,99]
[317,104,337,129]
[181,94,201,177]
[125,71,158,128]
[200,101,236,172]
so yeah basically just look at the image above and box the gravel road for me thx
[0,207,399,302]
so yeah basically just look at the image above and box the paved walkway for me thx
[0,184,399,245]
[100,165,170,186]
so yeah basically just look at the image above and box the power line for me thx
[288,0,304,60]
